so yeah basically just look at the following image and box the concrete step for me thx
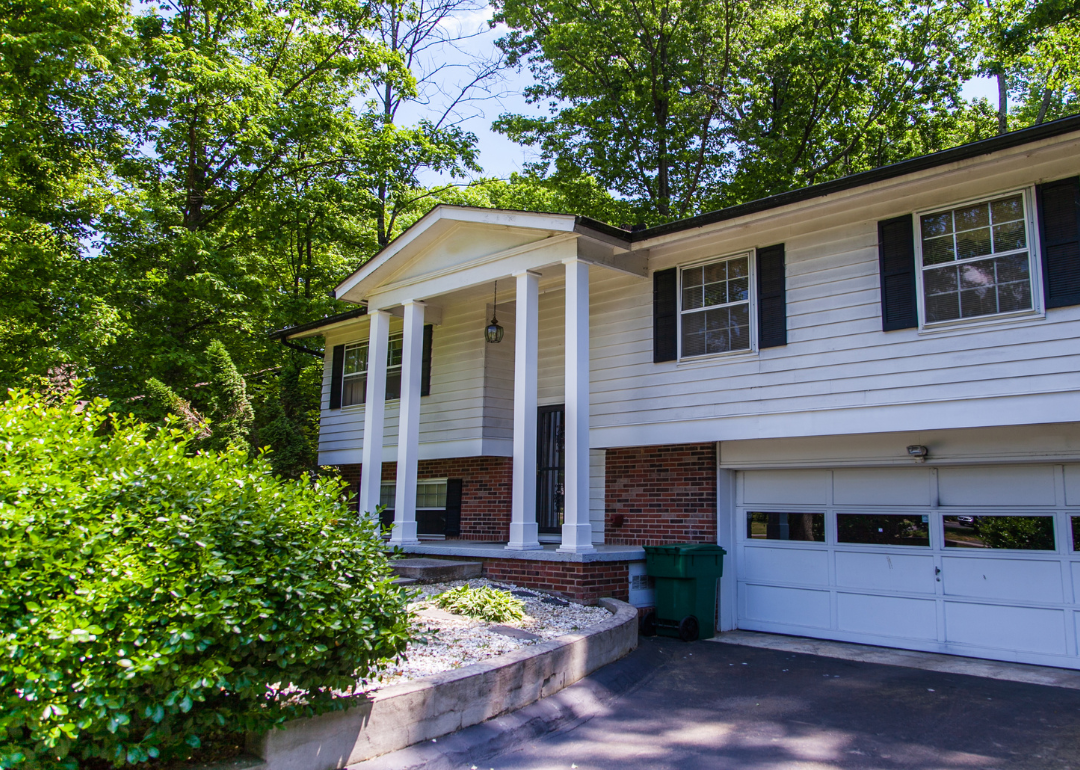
[391,577,419,586]
[390,557,482,583]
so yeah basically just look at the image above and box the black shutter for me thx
[329,344,345,409]
[1037,176,1080,309]
[756,243,787,348]
[653,267,678,362]
[420,324,433,396]
[877,214,918,331]
[443,478,463,537]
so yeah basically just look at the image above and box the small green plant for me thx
[435,585,526,623]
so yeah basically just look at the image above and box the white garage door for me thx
[734,465,1080,669]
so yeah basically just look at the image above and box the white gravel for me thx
[360,578,611,692]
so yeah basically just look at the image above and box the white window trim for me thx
[913,187,1045,334]
[677,250,758,362]
[341,332,405,408]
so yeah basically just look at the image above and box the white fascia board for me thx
[286,316,367,341]
[589,389,1080,452]
[333,206,578,301]
[367,234,579,310]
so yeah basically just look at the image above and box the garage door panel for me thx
[837,593,938,640]
[938,465,1056,507]
[1064,465,1080,506]
[944,602,1067,655]
[833,468,931,507]
[742,470,829,506]
[741,545,829,586]
[835,551,937,594]
[741,584,830,629]
[1072,562,1080,600]
[942,556,1064,603]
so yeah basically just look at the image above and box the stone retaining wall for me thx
[245,598,638,770]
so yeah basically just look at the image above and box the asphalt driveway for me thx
[363,636,1080,770]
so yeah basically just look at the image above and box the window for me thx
[943,515,1055,550]
[680,253,751,357]
[918,191,1036,325]
[341,333,404,407]
[379,479,448,511]
[837,513,930,547]
[747,512,825,542]
[379,479,449,536]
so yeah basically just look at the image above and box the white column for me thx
[390,301,424,545]
[559,258,596,553]
[359,309,391,521]
[507,270,542,551]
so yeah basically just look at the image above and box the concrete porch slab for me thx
[392,541,646,563]
[709,630,1080,690]
[390,558,482,582]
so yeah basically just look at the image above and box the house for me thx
[272,114,1080,670]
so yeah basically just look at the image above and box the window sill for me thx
[676,348,758,367]
[917,308,1045,336]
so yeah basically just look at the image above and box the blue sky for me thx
[412,10,1004,185]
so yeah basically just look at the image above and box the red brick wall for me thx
[335,457,512,541]
[480,558,630,605]
[604,443,717,546]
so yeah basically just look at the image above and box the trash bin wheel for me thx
[678,615,699,642]
[641,610,657,637]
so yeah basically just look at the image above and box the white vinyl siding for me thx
[318,302,492,464]
[586,137,1080,448]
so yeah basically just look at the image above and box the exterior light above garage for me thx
[907,445,929,462]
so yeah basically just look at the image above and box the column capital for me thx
[512,269,543,279]
[401,299,426,307]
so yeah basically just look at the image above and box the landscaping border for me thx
[244,597,638,770]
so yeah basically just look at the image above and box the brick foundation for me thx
[336,457,512,541]
[412,554,632,605]
[480,558,631,605]
[604,443,717,546]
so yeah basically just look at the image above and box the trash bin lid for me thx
[643,543,726,555]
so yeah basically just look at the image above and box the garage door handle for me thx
[935,566,941,581]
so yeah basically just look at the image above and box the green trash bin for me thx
[642,543,726,642]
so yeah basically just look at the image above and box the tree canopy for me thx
[0,0,1076,473]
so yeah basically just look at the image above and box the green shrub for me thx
[0,390,412,769]
[435,586,526,623]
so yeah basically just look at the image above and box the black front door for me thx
[536,405,565,534]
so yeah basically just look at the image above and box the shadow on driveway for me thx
[477,637,1080,769]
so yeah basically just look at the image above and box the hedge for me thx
[0,390,412,768]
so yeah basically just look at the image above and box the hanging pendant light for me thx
[485,280,504,343]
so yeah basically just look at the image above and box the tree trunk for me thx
[996,73,1008,135]
[1036,87,1053,125]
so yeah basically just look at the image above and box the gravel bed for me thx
[360,578,611,692]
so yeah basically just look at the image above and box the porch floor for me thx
[391,540,646,563]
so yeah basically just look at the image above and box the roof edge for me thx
[627,113,1080,243]
[269,306,368,341]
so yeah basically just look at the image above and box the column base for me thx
[556,523,597,554]
[388,520,420,547]
[506,521,542,551]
